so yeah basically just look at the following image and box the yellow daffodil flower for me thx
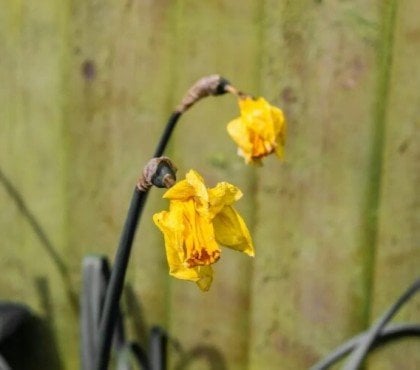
[153,170,254,291]
[227,97,286,164]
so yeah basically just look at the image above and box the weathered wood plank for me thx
[0,1,72,368]
[368,0,420,368]
[163,1,261,369]
[248,1,384,368]
[65,0,177,349]
[0,1,418,369]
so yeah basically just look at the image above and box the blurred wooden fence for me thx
[0,1,418,369]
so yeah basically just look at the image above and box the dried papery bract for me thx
[223,83,250,99]
[175,74,231,113]
[175,75,287,165]
[137,157,177,192]
[95,156,177,370]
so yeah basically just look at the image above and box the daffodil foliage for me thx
[227,97,286,164]
[153,170,254,291]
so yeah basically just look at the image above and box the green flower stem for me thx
[95,75,232,370]
[343,278,420,370]
[310,323,420,370]
[94,112,181,370]
[154,112,182,158]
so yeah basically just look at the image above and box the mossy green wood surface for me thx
[367,0,420,369]
[164,2,261,369]
[248,1,389,369]
[0,1,419,370]
[0,1,74,369]
[65,0,174,341]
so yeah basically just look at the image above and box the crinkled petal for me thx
[208,182,242,218]
[213,205,254,256]
[271,105,286,159]
[228,97,286,164]
[271,104,285,134]
[249,130,275,159]
[195,265,213,291]
[181,199,221,268]
[241,98,275,141]
[186,169,208,201]
[154,169,254,292]
[163,170,208,203]
[153,204,220,291]
[227,117,253,163]
[153,207,187,276]
[162,178,195,200]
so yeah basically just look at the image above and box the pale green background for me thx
[0,1,419,369]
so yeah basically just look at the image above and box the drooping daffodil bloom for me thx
[153,170,254,291]
[227,97,286,164]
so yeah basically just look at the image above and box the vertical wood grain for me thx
[0,1,72,368]
[248,1,385,368]
[163,1,261,370]
[65,0,177,350]
[368,0,420,368]
[0,1,418,369]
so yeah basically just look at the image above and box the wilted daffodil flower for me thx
[153,170,254,291]
[227,96,286,165]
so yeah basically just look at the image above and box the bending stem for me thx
[95,111,182,370]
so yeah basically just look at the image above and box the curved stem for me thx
[154,112,182,157]
[95,190,147,370]
[343,278,420,370]
[94,74,237,370]
[149,326,167,370]
[94,112,183,370]
[310,323,420,370]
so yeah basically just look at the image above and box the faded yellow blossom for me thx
[227,97,286,164]
[153,170,254,291]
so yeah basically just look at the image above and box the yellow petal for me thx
[153,201,219,288]
[153,207,188,276]
[154,170,255,291]
[228,97,286,164]
[227,117,253,163]
[186,169,210,215]
[241,98,275,139]
[185,170,207,197]
[213,205,254,256]
[271,104,285,134]
[271,105,286,159]
[162,178,195,200]
[163,169,208,202]
[208,182,242,218]
[181,199,221,268]
[195,265,213,291]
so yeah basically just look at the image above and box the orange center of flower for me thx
[185,248,221,268]
[250,131,276,158]
[179,199,222,268]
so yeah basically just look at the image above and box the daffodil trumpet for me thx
[214,81,287,165]
[153,170,254,291]
[227,96,287,165]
